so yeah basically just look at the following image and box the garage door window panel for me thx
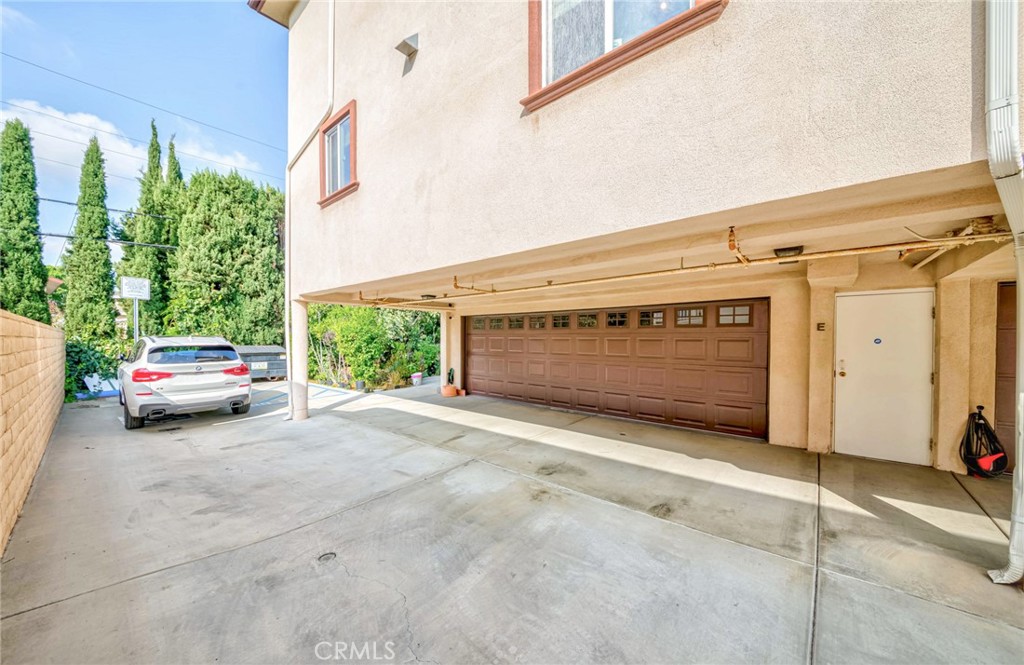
[718,304,751,326]
[676,307,705,327]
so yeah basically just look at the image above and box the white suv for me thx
[118,336,252,430]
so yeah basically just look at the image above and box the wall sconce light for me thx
[773,245,804,265]
[395,34,419,59]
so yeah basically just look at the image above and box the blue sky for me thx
[0,0,288,265]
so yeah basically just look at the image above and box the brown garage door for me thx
[465,299,769,438]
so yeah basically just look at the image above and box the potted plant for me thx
[441,368,458,397]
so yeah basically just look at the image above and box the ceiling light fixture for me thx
[773,246,804,265]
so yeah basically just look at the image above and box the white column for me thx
[290,300,309,421]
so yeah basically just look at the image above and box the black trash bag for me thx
[960,405,1008,478]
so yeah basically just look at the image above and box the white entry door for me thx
[833,289,934,465]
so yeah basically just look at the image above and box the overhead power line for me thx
[1,101,284,182]
[39,232,176,250]
[40,197,176,221]
[35,155,138,182]
[1,51,285,153]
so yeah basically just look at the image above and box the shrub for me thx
[64,338,122,402]
[307,305,440,389]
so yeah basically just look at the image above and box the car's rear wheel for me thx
[232,403,251,415]
[123,402,145,430]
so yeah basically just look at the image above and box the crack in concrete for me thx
[333,558,439,665]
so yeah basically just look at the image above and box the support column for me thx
[935,279,971,471]
[806,285,836,453]
[439,313,464,388]
[290,300,309,421]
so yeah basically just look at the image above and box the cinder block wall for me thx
[1,309,64,554]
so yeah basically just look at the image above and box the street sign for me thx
[120,276,151,301]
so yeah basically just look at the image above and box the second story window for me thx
[545,1,694,84]
[319,100,359,207]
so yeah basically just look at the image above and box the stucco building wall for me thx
[286,0,986,298]
[1,310,65,554]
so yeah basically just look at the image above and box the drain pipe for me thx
[986,0,1024,585]
[284,0,335,421]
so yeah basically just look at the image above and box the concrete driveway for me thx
[2,381,1021,663]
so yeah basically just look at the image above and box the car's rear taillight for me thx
[132,368,174,382]
[223,364,250,377]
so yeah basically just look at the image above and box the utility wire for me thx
[56,208,78,262]
[2,102,284,182]
[1,51,285,153]
[39,197,176,221]
[39,232,176,251]
[35,155,138,182]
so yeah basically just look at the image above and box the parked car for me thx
[235,345,287,381]
[117,336,252,430]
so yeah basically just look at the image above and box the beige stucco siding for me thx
[1,310,65,553]
[286,0,985,298]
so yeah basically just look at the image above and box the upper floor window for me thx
[319,100,359,207]
[523,0,728,112]
[545,1,694,84]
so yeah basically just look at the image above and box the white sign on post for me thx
[120,276,151,342]
[120,276,151,301]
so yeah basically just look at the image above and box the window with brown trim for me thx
[717,304,751,326]
[529,315,547,329]
[318,100,359,207]
[489,317,505,330]
[577,313,597,328]
[675,307,705,327]
[552,314,570,328]
[523,0,728,112]
[509,315,525,329]
[639,310,664,327]
[607,311,629,328]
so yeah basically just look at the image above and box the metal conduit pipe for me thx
[354,232,1011,308]
[986,0,1024,585]
[428,233,1011,303]
[283,0,335,422]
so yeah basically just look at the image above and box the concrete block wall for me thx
[1,309,65,554]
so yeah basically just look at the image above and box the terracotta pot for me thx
[458,389,467,397]
[441,385,458,397]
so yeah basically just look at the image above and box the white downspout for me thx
[986,0,1024,585]
[284,0,335,421]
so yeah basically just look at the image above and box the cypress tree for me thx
[166,138,183,187]
[167,170,283,344]
[63,137,116,342]
[159,137,185,309]
[0,119,50,323]
[118,120,167,334]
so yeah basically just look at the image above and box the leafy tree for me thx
[166,170,283,344]
[63,137,116,342]
[0,119,49,322]
[118,120,167,334]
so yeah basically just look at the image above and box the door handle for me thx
[838,371,847,377]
